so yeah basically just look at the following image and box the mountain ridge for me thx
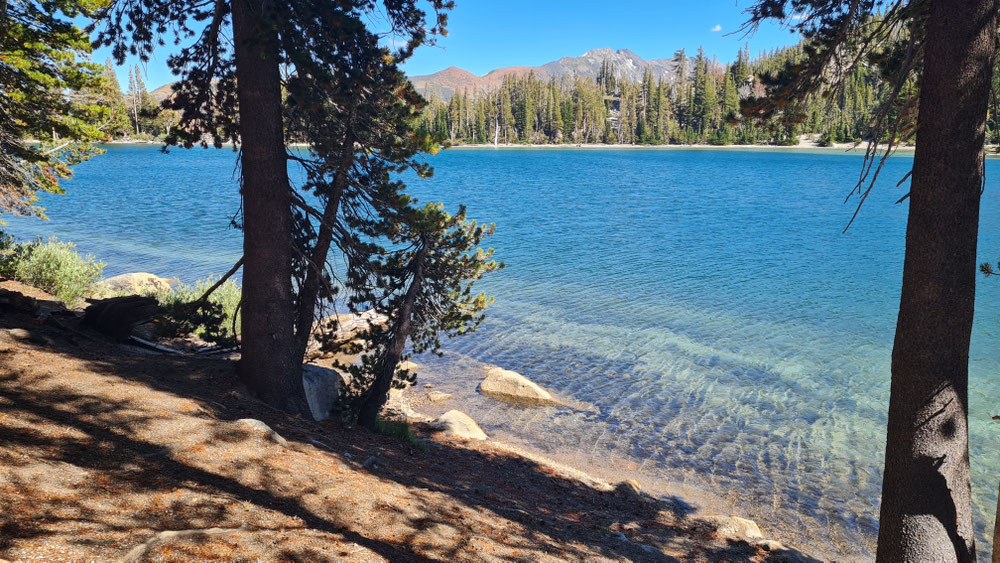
[150,48,694,103]
[409,48,692,100]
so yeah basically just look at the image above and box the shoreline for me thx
[440,136,926,153]
[94,139,1000,158]
[95,139,899,152]
[395,352,866,560]
[445,141,885,151]
[6,261,845,558]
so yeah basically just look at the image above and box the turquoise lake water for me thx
[6,145,1000,558]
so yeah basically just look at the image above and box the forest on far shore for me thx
[416,43,1000,148]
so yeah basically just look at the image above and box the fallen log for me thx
[83,295,159,341]
[128,335,188,356]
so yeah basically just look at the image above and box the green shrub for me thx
[0,235,104,306]
[375,418,427,451]
[138,276,242,345]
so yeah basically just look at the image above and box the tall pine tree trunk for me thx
[231,0,307,415]
[876,2,999,560]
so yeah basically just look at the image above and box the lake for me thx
[7,144,1000,559]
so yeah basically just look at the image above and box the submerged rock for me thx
[385,387,423,422]
[97,272,175,296]
[430,410,487,440]
[479,366,559,406]
[426,391,453,403]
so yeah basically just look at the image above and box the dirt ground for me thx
[0,286,816,561]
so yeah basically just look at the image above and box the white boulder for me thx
[430,410,487,440]
[479,365,559,406]
[302,363,349,422]
[98,272,175,296]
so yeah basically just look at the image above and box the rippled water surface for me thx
[8,145,1000,558]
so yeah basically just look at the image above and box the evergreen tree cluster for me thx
[417,44,881,146]
[88,61,180,139]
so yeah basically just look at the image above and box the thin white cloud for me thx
[710,24,722,32]
[791,13,807,20]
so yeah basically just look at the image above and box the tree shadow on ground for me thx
[0,310,819,561]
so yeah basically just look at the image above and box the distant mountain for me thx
[148,48,693,103]
[150,83,175,102]
[538,48,685,83]
[409,48,692,100]
[408,66,483,101]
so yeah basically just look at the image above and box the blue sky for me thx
[90,0,802,90]
[397,0,801,76]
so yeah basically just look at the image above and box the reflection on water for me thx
[6,145,1000,559]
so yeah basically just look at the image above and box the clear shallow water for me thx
[7,145,1000,558]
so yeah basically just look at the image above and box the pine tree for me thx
[1,0,106,218]
[523,72,537,142]
[94,60,132,138]
[655,79,668,142]
[673,48,689,128]
[702,62,719,133]
[475,92,487,143]
[550,82,563,142]
[127,66,139,135]
[98,0,465,417]
[352,203,501,428]
[500,84,514,143]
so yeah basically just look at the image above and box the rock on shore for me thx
[96,272,175,296]
[699,515,763,540]
[479,365,560,406]
[302,363,350,422]
[430,410,488,440]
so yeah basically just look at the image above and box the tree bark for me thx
[876,2,999,561]
[231,0,307,415]
[357,245,426,430]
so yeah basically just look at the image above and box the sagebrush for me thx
[0,234,104,306]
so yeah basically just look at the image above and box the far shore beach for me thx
[66,138,1000,157]
[445,139,914,152]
